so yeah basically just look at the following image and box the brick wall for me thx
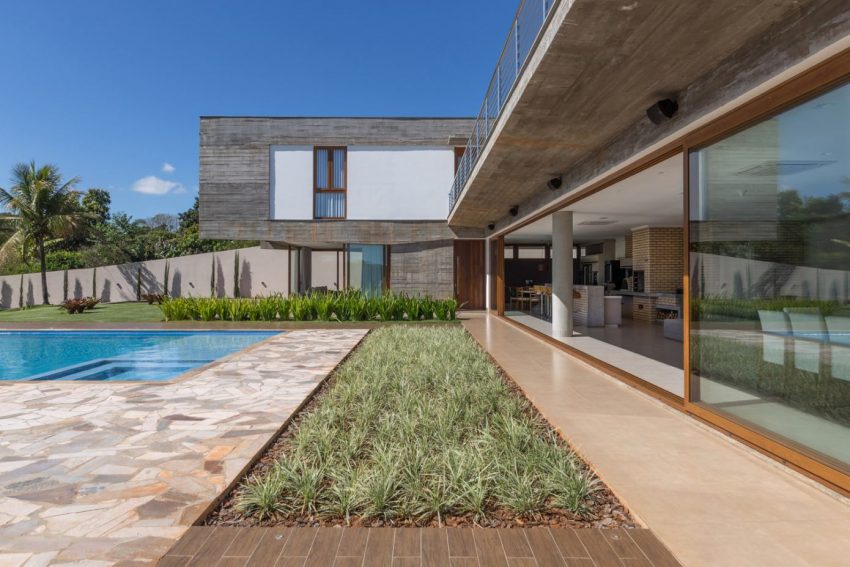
[631,227,683,293]
[633,296,658,322]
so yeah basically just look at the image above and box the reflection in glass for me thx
[348,244,387,297]
[689,81,850,469]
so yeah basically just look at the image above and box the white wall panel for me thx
[346,147,452,220]
[271,146,314,220]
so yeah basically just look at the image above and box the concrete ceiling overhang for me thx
[447,0,822,228]
[504,155,683,244]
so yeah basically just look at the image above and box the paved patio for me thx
[464,315,850,566]
[0,329,366,567]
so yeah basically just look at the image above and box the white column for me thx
[552,211,574,338]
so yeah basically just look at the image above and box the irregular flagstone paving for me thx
[0,329,366,567]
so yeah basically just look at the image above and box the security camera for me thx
[509,206,519,217]
[547,176,563,190]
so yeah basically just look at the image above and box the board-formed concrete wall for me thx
[0,247,292,308]
[390,240,454,299]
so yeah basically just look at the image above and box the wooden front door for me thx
[454,240,485,310]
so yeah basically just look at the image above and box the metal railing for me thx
[449,0,557,214]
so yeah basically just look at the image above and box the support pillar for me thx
[552,211,574,338]
[299,248,312,293]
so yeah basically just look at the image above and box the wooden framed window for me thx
[314,147,346,219]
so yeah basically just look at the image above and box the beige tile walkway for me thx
[464,315,850,567]
[0,329,366,567]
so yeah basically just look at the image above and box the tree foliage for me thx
[0,166,255,276]
[0,162,86,302]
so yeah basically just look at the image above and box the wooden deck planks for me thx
[245,528,289,566]
[362,528,394,567]
[160,527,681,566]
[421,527,449,567]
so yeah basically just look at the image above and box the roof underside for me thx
[448,0,836,228]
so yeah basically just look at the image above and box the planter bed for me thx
[205,326,634,529]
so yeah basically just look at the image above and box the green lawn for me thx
[0,302,164,323]
[227,326,608,527]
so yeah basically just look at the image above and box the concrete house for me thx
[199,117,485,304]
[199,1,850,497]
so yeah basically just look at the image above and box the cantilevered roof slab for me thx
[448,0,845,228]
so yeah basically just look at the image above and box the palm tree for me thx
[0,162,84,305]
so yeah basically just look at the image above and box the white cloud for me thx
[162,162,175,173]
[131,176,186,196]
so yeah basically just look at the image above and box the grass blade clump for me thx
[232,327,606,526]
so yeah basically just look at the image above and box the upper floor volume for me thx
[198,117,474,243]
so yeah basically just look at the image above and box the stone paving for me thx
[0,329,366,567]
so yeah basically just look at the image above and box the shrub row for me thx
[158,291,459,322]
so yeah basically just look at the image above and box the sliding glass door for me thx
[689,80,850,470]
[347,244,389,296]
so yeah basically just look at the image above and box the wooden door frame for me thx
[454,239,486,310]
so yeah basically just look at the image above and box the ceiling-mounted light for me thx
[646,98,678,125]
[487,222,495,230]
[509,205,519,217]
[547,176,563,190]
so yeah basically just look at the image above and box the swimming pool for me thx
[0,331,279,381]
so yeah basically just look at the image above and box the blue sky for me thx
[0,0,516,219]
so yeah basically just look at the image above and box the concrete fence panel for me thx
[67,268,94,300]
[167,252,216,298]
[0,274,21,308]
[0,247,298,309]
[240,247,289,297]
[21,273,41,306]
[213,250,238,298]
[45,270,66,304]
[140,259,168,295]
[97,263,142,303]
[694,253,850,302]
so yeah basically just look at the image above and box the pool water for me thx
[0,331,279,381]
